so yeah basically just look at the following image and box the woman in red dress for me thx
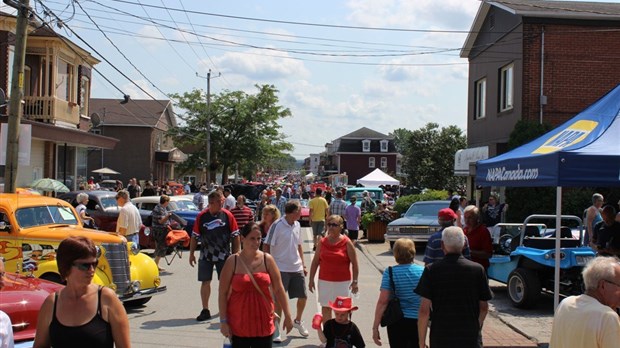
[219,222,293,347]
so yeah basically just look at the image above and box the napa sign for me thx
[532,120,598,154]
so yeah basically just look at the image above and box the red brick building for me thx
[461,0,620,158]
[327,127,399,185]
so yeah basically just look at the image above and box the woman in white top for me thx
[76,193,95,228]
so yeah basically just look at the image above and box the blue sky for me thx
[3,0,616,159]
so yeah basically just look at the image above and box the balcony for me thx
[22,96,80,126]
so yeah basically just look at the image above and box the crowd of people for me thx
[2,181,619,348]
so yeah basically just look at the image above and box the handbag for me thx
[380,266,404,327]
[237,254,280,321]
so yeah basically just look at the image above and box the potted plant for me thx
[361,209,394,243]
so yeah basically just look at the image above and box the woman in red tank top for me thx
[218,222,293,347]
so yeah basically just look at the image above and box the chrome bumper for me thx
[119,285,167,302]
[384,234,430,243]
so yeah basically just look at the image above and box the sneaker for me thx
[294,319,309,337]
[273,319,282,343]
[196,308,211,321]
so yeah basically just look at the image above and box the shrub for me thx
[394,189,447,215]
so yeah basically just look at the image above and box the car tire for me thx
[125,297,152,307]
[507,268,541,309]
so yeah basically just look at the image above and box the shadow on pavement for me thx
[140,317,210,329]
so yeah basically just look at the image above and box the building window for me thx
[56,58,75,102]
[380,157,387,168]
[474,78,486,119]
[380,140,388,152]
[500,63,514,112]
[362,139,370,152]
[80,76,90,116]
[369,157,375,168]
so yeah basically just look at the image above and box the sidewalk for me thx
[355,241,539,348]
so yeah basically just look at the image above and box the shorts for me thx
[347,229,359,240]
[311,221,325,236]
[198,258,226,282]
[317,279,351,307]
[280,271,307,299]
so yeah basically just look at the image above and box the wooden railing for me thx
[22,96,79,125]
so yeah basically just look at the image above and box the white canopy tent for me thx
[356,168,399,186]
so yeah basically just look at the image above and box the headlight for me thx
[387,226,398,233]
[131,280,141,293]
[429,227,442,233]
[575,255,594,266]
[143,227,151,236]
[96,245,104,258]
[130,242,140,255]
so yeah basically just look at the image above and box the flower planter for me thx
[367,221,386,243]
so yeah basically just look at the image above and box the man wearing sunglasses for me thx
[550,256,620,347]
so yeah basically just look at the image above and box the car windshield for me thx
[16,205,79,228]
[173,200,198,211]
[345,190,382,201]
[99,196,118,210]
[404,203,447,218]
[299,199,309,207]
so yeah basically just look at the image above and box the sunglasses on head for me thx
[72,260,98,271]
[327,223,340,227]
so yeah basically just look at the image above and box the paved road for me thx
[127,227,384,347]
[363,240,554,346]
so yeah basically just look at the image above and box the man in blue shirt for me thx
[423,208,471,265]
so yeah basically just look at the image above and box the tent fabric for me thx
[356,168,399,186]
[476,84,620,187]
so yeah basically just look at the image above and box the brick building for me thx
[461,0,620,158]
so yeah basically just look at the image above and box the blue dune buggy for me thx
[487,215,596,308]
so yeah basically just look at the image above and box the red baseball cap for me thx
[438,208,458,221]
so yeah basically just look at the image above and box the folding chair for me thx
[164,228,190,266]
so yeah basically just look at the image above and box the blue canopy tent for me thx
[475,84,620,308]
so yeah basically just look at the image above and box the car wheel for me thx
[124,297,152,307]
[41,273,64,285]
[507,268,541,308]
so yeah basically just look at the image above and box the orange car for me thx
[0,194,166,306]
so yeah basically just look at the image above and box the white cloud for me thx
[210,49,310,81]
[136,25,166,51]
[122,79,166,100]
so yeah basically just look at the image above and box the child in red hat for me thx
[316,296,365,347]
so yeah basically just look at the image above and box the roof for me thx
[89,99,175,128]
[339,127,392,139]
[461,0,620,58]
[336,138,397,153]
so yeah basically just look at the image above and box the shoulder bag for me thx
[380,266,404,327]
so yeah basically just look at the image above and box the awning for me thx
[155,147,188,163]
[0,116,118,149]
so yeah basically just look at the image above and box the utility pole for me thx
[196,69,220,185]
[4,0,30,193]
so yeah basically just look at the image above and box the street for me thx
[127,227,551,347]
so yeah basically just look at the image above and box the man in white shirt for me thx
[222,188,236,211]
[264,201,309,342]
[115,190,142,246]
[550,256,620,348]
[0,258,14,348]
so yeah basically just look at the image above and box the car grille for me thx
[398,227,431,234]
[102,242,132,295]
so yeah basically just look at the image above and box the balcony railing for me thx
[22,96,79,126]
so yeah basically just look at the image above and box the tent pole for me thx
[554,186,562,310]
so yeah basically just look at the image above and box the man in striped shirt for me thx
[423,208,471,265]
[230,195,254,231]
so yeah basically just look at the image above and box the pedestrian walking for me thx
[309,188,329,251]
[151,195,173,272]
[115,190,142,246]
[586,193,605,247]
[344,197,362,241]
[316,296,365,348]
[423,208,471,265]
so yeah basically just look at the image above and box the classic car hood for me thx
[20,224,123,243]
[0,273,64,342]
[388,216,438,227]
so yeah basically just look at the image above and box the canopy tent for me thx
[356,168,399,186]
[475,84,620,309]
[91,167,121,175]
[476,84,620,187]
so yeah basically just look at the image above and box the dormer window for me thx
[362,139,370,152]
[380,140,388,152]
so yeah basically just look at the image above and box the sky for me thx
[2,0,617,159]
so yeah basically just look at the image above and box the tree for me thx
[168,84,293,183]
[402,123,466,190]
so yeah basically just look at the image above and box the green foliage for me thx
[168,85,293,183]
[507,120,553,150]
[401,123,466,190]
[361,212,375,229]
[393,190,447,215]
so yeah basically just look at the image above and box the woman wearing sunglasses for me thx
[34,236,130,348]
[308,215,360,324]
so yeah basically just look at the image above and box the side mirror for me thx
[0,221,9,231]
[95,204,101,211]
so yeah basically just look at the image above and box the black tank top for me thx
[50,287,114,348]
